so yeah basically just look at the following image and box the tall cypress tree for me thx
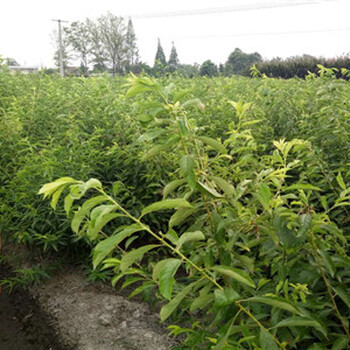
[154,38,166,66]
[126,18,139,67]
[168,41,179,72]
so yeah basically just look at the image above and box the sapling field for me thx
[1,67,350,349]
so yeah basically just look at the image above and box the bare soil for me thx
[29,269,175,350]
[1,243,174,350]
[0,269,64,350]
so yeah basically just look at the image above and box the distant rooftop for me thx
[8,66,39,70]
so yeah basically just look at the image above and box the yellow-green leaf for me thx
[92,224,145,269]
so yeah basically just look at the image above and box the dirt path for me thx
[0,286,63,350]
[29,269,175,350]
[1,242,174,350]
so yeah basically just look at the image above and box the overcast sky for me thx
[0,0,349,67]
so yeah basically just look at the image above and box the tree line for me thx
[13,10,348,79]
[53,12,263,77]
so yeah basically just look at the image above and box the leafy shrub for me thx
[39,75,350,349]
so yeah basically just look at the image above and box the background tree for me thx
[64,20,91,75]
[125,18,139,71]
[153,38,167,76]
[199,60,218,77]
[51,13,141,76]
[154,38,166,66]
[168,41,179,72]
[5,57,20,66]
[98,13,127,76]
[85,18,108,73]
[177,63,199,78]
[224,48,262,76]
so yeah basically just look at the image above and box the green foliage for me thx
[256,54,350,79]
[0,266,55,292]
[168,42,180,73]
[62,13,140,75]
[154,38,167,66]
[224,48,262,76]
[199,60,218,77]
[3,69,350,349]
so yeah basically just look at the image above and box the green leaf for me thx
[141,144,168,160]
[158,259,182,300]
[332,336,349,350]
[124,235,139,249]
[319,249,336,277]
[64,194,74,216]
[153,259,174,280]
[332,202,350,209]
[197,181,223,198]
[179,155,197,189]
[190,293,214,312]
[38,177,78,198]
[320,196,328,210]
[181,97,203,109]
[274,316,327,337]
[245,296,301,314]
[71,196,109,234]
[297,213,312,237]
[69,178,102,200]
[169,207,198,228]
[213,318,236,350]
[214,287,240,307]
[211,176,235,197]
[120,244,159,273]
[259,329,279,350]
[210,265,255,288]
[92,224,145,269]
[140,198,192,218]
[88,213,124,240]
[160,280,200,321]
[84,178,102,190]
[128,281,155,298]
[126,78,157,98]
[50,185,66,210]
[163,179,185,199]
[138,129,164,142]
[197,136,227,154]
[333,286,350,310]
[176,231,205,250]
[90,204,119,225]
[256,183,272,211]
[284,184,322,192]
[336,172,346,190]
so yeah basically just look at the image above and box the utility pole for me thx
[52,19,68,77]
